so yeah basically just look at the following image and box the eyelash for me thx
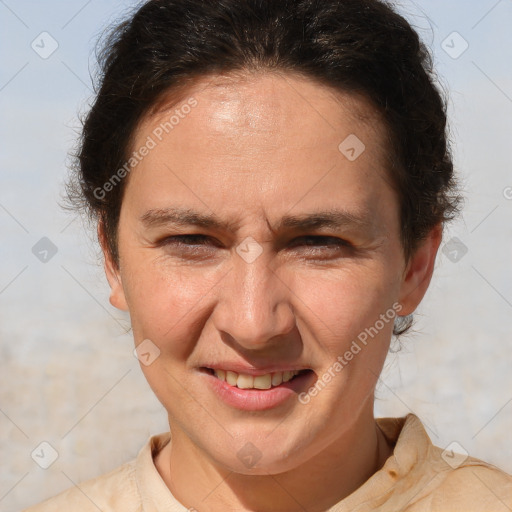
[159,234,351,255]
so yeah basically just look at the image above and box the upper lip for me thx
[201,364,311,376]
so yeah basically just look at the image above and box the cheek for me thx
[297,266,401,408]
[301,264,400,342]
[123,257,220,351]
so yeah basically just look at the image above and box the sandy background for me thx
[1,0,512,510]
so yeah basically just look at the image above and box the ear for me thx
[397,224,442,316]
[97,220,129,312]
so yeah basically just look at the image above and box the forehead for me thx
[124,72,396,231]
[141,71,384,154]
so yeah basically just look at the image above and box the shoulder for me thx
[377,414,512,511]
[426,451,512,511]
[22,458,140,512]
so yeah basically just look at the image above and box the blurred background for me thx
[1,0,511,510]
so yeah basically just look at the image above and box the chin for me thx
[220,452,304,476]
[200,429,311,476]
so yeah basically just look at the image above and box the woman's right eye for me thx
[161,234,212,247]
[157,235,218,260]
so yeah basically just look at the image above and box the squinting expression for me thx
[104,72,426,475]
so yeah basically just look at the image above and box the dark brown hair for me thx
[67,0,461,334]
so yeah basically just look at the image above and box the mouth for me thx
[200,367,314,390]
[199,366,316,410]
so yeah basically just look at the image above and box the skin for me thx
[101,71,441,512]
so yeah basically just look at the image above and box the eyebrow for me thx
[139,207,372,234]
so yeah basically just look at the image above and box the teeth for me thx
[271,372,283,386]
[237,374,254,389]
[213,369,301,389]
[253,374,272,390]
[226,371,238,386]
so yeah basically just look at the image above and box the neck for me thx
[156,410,392,512]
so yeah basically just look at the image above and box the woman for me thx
[25,0,512,510]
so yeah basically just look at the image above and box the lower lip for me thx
[202,370,315,411]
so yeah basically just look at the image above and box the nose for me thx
[212,244,296,350]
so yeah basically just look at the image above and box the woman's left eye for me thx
[289,235,349,248]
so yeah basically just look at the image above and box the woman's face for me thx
[104,72,438,474]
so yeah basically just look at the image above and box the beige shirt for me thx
[24,414,512,511]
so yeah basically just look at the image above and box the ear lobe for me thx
[398,224,442,316]
[97,221,129,312]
